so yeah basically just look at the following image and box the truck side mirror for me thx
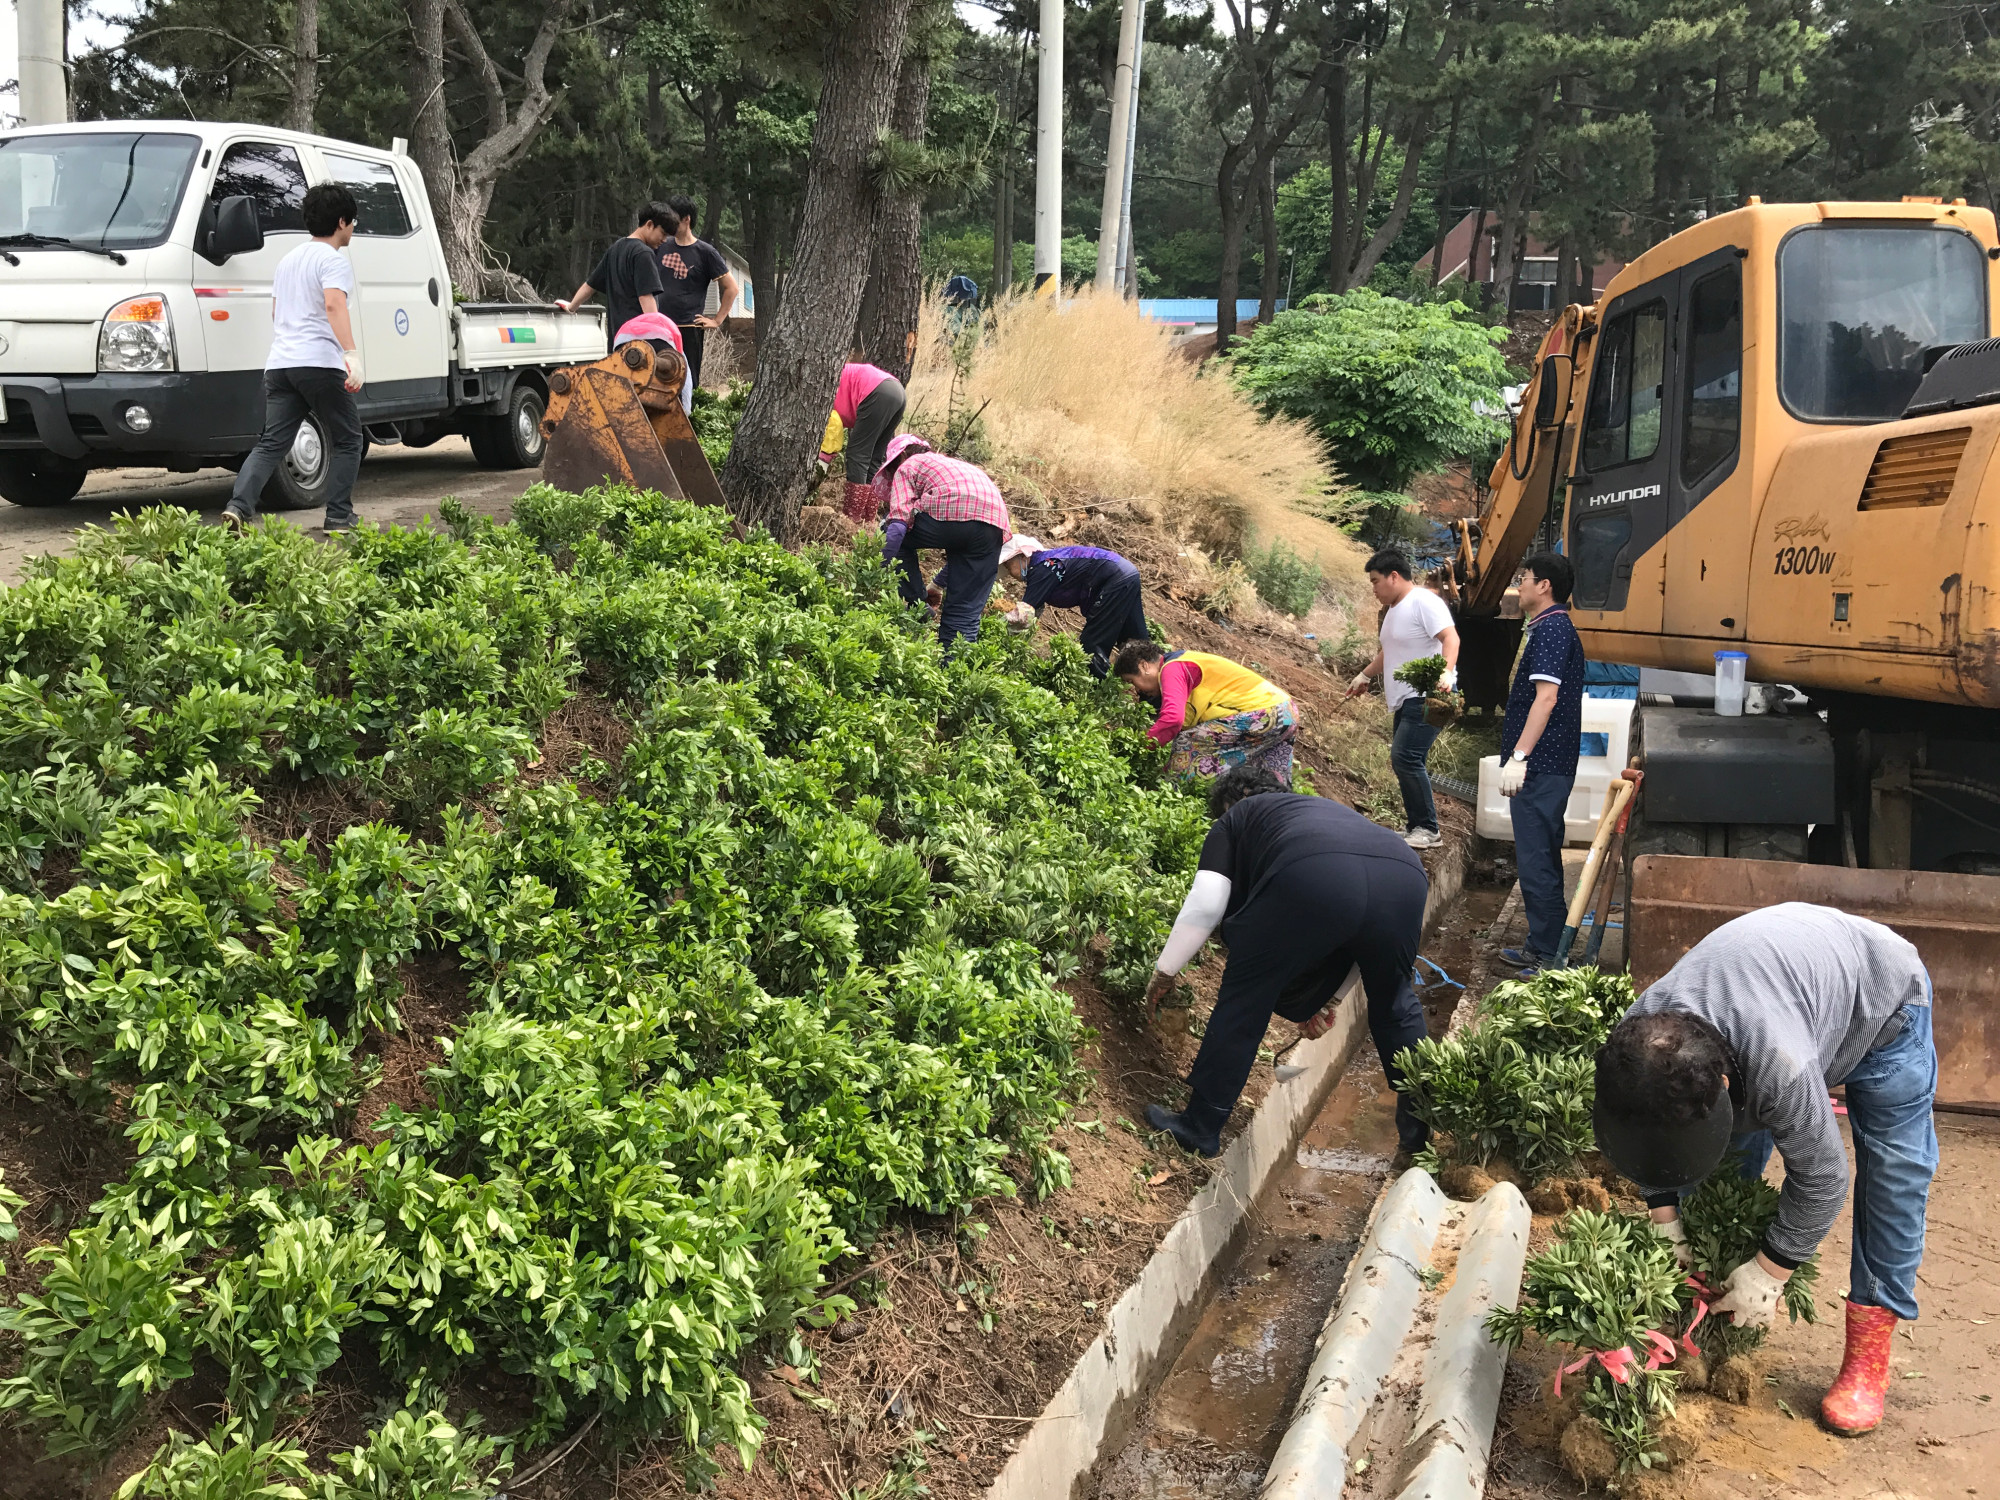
[197,195,264,265]
[1534,353,1573,429]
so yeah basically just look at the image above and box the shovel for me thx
[1552,768,1639,968]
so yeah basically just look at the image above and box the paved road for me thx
[0,437,541,583]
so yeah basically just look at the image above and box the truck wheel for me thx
[473,386,546,470]
[0,453,88,507]
[264,415,360,511]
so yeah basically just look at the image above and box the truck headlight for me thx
[98,296,177,373]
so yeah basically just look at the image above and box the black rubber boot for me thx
[1146,1096,1232,1158]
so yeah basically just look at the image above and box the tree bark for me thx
[1344,111,1429,289]
[406,0,576,300]
[745,194,781,351]
[1327,50,1349,295]
[721,0,918,542]
[1257,157,1280,322]
[288,0,319,132]
[1214,132,1250,353]
[1490,88,1552,318]
[858,44,933,381]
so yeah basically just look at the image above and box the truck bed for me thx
[453,303,607,371]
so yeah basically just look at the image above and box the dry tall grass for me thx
[903,287,1368,602]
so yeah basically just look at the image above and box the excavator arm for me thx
[1448,304,1596,707]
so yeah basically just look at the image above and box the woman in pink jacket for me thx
[824,362,906,522]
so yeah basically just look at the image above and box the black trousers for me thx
[682,326,707,387]
[1186,851,1431,1153]
[847,376,907,483]
[1078,572,1152,675]
[895,514,1002,647]
[227,366,365,528]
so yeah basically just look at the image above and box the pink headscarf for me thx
[612,312,684,351]
[873,433,932,497]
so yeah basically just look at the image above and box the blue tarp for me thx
[1138,298,1290,324]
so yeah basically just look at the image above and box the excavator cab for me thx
[1451,201,2000,1110]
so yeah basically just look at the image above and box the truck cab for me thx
[0,120,600,508]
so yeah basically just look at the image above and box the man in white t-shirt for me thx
[1345,549,1460,848]
[224,181,366,533]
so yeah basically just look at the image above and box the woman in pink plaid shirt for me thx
[875,434,1012,648]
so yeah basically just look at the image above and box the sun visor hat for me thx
[1592,1084,1735,1196]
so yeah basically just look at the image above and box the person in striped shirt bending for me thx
[876,434,1013,648]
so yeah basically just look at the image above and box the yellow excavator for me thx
[1452,197,2000,1112]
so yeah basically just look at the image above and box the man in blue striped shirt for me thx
[1498,552,1587,974]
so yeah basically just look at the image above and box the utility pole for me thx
[17,0,68,125]
[1113,12,1145,298]
[1093,0,1142,290]
[1034,0,1063,293]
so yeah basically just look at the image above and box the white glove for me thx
[555,299,573,312]
[1499,754,1528,796]
[1651,1215,1693,1271]
[342,349,364,393]
[1347,672,1371,698]
[1711,1256,1786,1330]
[1441,667,1458,692]
[1004,602,1035,632]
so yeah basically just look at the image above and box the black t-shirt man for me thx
[656,238,730,325]
[1197,791,1424,921]
[588,237,665,348]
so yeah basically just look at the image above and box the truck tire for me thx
[0,453,88,507]
[471,385,546,470]
[263,414,361,511]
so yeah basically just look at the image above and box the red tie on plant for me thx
[1553,1329,1678,1396]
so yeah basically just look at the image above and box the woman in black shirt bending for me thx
[1143,766,1431,1158]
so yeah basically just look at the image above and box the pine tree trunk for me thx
[746,196,781,352]
[720,0,917,542]
[288,0,319,132]
[1257,159,1280,323]
[859,47,934,381]
[992,157,1013,294]
[408,0,456,277]
[1215,181,1246,353]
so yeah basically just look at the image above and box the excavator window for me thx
[1777,225,1986,422]
[1582,301,1667,471]
[1681,265,1742,485]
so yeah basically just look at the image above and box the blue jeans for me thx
[1727,1003,1937,1321]
[1509,768,1573,961]
[1391,698,1440,833]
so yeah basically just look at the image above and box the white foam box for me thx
[1475,696,1634,846]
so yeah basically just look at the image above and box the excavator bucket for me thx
[539,341,730,512]
[1626,855,2000,1114]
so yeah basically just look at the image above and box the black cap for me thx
[1592,1082,1735,1196]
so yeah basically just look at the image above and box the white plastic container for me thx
[1475,696,1635,845]
[1714,650,1748,717]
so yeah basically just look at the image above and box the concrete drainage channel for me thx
[1262,1171,1529,1500]
[986,853,1502,1500]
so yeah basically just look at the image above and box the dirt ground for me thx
[1489,1112,2000,1500]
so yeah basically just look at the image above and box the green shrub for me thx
[1398,967,1633,1178]
[1488,1209,1686,1473]
[1678,1161,1820,1360]
[1244,538,1322,617]
[691,381,752,469]
[1229,289,1510,491]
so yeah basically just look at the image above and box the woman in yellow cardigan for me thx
[1112,640,1297,787]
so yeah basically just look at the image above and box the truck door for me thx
[1567,276,1675,634]
[312,148,448,418]
[197,141,311,387]
[1660,250,1748,640]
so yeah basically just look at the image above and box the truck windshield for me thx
[1779,226,1987,421]
[0,132,201,252]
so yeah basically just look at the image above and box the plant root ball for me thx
[1526,1180,1570,1215]
[1525,1177,1611,1216]
[1559,1414,1619,1488]
[797,505,859,546]
[1441,1164,1497,1201]
[1709,1355,1757,1405]
[1652,1404,1704,1467]
[1513,1385,1583,1454]
[1676,1349,1710,1391]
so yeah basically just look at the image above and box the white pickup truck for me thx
[0,120,608,508]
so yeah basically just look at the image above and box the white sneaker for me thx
[1404,827,1442,849]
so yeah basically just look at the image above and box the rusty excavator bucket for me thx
[539,341,732,516]
[1626,855,2000,1114]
